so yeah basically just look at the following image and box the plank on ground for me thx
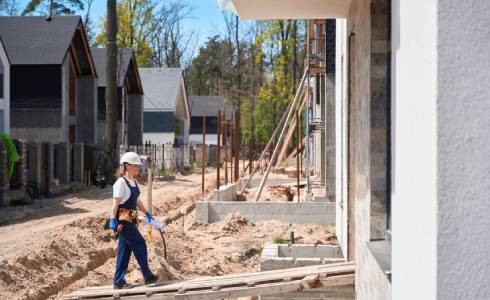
[63,263,355,299]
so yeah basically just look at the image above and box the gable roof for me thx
[91,47,133,87]
[0,16,79,65]
[189,96,233,118]
[140,68,183,111]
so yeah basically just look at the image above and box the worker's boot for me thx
[113,282,131,289]
[144,275,159,285]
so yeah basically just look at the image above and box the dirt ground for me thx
[0,168,337,300]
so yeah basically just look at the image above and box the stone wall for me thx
[346,0,391,298]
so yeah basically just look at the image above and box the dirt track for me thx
[0,169,337,300]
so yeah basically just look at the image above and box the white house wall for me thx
[143,132,175,145]
[391,0,437,298]
[335,18,348,260]
[0,40,9,134]
[436,0,490,298]
[189,134,218,146]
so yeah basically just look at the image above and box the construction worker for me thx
[108,152,159,289]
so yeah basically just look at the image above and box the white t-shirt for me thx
[113,176,138,204]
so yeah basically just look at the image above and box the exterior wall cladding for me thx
[346,0,391,298]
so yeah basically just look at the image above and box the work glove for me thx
[109,218,118,232]
[145,212,154,222]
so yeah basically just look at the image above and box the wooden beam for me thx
[276,94,307,166]
[77,25,97,77]
[69,43,82,75]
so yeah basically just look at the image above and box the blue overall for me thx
[114,177,154,285]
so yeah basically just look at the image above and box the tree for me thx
[104,0,118,183]
[149,1,196,70]
[96,0,156,67]
[0,0,19,15]
[22,0,83,15]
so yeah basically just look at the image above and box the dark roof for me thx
[91,47,133,87]
[189,96,233,118]
[140,68,183,111]
[143,111,175,133]
[0,16,81,65]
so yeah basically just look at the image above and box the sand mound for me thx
[220,213,253,233]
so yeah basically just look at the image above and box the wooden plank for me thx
[66,263,354,298]
[63,263,355,299]
[66,264,353,298]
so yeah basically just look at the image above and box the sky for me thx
[87,0,230,50]
[17,0,231,50]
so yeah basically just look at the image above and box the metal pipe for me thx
[201,116,205,195]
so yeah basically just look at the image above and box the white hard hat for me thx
[120,152,142,165]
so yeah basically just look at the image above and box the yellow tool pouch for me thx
[118,208,139,223]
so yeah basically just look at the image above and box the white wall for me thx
[436,1,490,299]
[0,40,10,134]
[143,132,174,145]
[391,0,438,299]
[335,18,348,259]
[189,134,218,146]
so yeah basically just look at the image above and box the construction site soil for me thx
[0,169,337,300]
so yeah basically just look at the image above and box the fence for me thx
[119,143,191,174]
[0,139,103,205]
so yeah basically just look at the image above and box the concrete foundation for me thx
[260,244,344,271]
[239,178,307,190]
[213,183,238,201]
[260,244,354,300]
[196,201,335,225]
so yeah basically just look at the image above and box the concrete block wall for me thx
[0,139,9,206]
[196,201,336,225]
[76,76,97,144]
[213,183,237,201]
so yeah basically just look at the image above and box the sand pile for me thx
[219,213,254,233]
[0,216,117,300]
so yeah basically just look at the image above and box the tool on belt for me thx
[118,208,140,223]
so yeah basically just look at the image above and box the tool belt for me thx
[118,208,139,223]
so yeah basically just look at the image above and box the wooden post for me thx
[224,116,228,185]
[230,115,234,183]
[217,110,221,189]
[234,110,240,182]
[147,158,152,212]
[296,110,300,202]
[202,116,206,195]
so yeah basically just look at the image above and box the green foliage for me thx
[22,0,83,15]
[0,134,20,179]
[273,236,289,244]
[95,0,155,66]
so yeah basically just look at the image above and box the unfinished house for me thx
[91,47,144,147]
[230,0,490,299]
[188,96,232,145]
[140,68,190,146]
[0,16,97,144]
[0,37,9,134]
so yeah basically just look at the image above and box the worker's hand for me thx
[145,212,154,222]
[109,218,118,232]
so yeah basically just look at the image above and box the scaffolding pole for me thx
[253,70,308,202]
[239,70,308,195]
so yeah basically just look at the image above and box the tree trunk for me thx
[105,0,118,184]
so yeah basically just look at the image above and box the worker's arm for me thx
[137,198,148,214]
[110,198,122,218]
[137,198,155,221]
